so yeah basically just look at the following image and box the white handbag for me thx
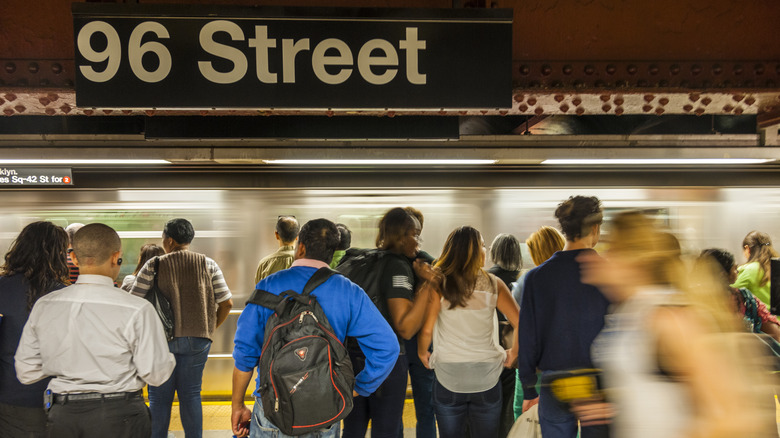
[507,404,542,438]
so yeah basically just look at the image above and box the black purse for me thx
[145,257,175,341]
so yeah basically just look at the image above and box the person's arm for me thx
[14,314,47,385]
[516,271,541,404]
[129,259,154,298]
[231,367,253,438]
[216,299,233,328]
[386,261,437,340]
[417,284,441,369]
[209,259,233,327]
[496,279,520,368]
[345,282,401,396]
[130,304,175,386]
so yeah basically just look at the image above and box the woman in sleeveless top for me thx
[417,226,519,438]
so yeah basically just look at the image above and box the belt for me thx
[53,390,143,404]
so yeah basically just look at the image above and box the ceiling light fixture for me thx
[542,158,773,165]
[264,159,496,165]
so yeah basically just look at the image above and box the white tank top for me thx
[430,271,506,393]
[592,287,692,438]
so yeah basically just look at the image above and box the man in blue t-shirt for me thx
[517,196,610,438]
[231,218,399,438]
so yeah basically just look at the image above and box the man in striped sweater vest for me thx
[131,218,234,438]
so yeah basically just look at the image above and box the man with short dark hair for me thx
[15,223,175,438]
[254,215,300,283]
[232,218,399,438]
[130,218,233,438]
[516,196,610,438]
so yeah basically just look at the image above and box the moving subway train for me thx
[1,183,778,397]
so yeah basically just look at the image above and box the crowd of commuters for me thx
[0,199,779,438]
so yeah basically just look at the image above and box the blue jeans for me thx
[538,376,610,438]
[432,378,501,438]
[342,354,408,438]
[398,336,436,438]
[251,398,339,438]
[148,337,211,438]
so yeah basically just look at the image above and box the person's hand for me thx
[522,397,539,413]
[419,349,432,369]
[231,404,252,437]
[570,398,615,426]
[413,260,442,285]
[353,390,359,397]
[504,346,518,368]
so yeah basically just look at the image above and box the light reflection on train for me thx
[1,186,778,396]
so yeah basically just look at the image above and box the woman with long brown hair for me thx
[733,230,778,306]
[418,226,519,438]
[0,221,69,437]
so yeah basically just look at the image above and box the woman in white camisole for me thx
[417,226,519,438]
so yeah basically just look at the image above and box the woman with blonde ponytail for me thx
[733,231,779,306]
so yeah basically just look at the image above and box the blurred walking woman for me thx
[0,222,69,437]
[418,226,519,438]
[578,212,775,438]
[733,231,778,306]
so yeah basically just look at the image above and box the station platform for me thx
[166,399,420,437]
[163,398,780,437]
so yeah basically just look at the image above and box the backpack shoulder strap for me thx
[247,289,285,309]
[302,267,340,295]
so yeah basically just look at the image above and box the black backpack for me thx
[335,248,391,320]
[247,267,355,436]
[145,257,175,341]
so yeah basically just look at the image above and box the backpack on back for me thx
[248,267,355,436]
[335,248,391,320]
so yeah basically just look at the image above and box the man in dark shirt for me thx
[517,196,610,438]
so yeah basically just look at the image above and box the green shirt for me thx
[732,261,771,306]
[329,249,347,269]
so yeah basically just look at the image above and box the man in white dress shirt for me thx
[15,223,175,438]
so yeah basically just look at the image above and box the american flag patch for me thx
[392,275,413,291]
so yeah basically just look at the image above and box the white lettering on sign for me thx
[198,20,249,84]
[77,20,427,86]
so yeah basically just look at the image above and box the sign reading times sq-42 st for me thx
[72,4,512,109]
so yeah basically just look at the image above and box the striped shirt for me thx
[130,255,232,304]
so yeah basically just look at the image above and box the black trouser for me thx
[46,397,150,438]
[0,402,47,438]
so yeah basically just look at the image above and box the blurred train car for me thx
[1,185,778,397]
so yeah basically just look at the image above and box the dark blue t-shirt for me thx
[0,274,64,407]
[516,249,610,399]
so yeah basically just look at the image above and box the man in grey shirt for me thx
[15,223,175,438]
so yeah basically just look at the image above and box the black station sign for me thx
[72,4,512,110]
[0,168,73,186]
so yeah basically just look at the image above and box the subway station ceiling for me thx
[0,0,779,156]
